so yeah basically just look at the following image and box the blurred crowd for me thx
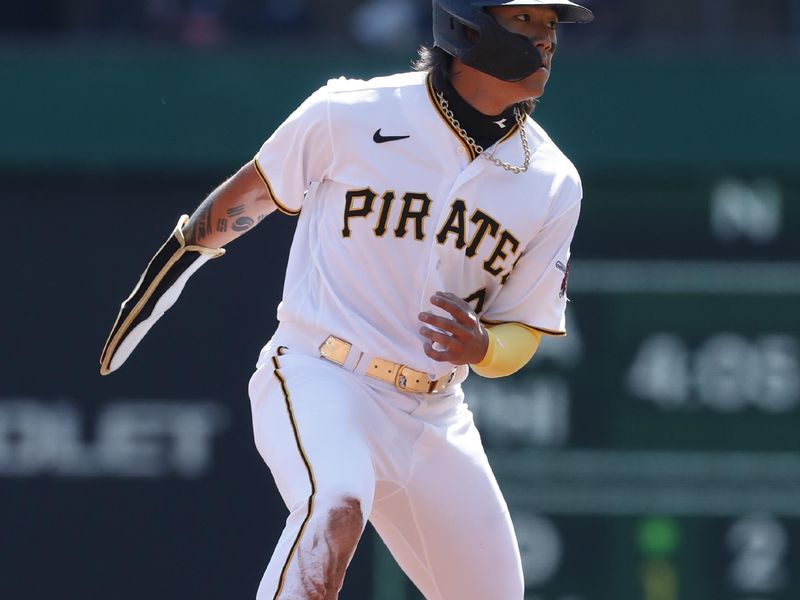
[1,0,799,51]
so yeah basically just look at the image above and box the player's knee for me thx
[293,496,364,599]
[325,496,363,553]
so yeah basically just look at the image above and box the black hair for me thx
[412,45,452,75]
[413,45,536,115]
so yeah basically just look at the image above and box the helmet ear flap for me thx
[433,3,543,82]
[446,13,478,41]
[463,23,479,43]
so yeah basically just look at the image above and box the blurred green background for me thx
[1,1,799,599]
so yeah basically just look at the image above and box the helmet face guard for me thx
[432,0,594,82]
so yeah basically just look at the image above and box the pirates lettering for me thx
[343,189,522,281]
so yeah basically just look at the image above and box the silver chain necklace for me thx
[435,90,531,174]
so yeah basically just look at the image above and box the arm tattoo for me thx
[226,205,246,217]
[191,200,214,243]
[232,216,255,232]
[216,218,228,232]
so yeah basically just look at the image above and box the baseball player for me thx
[100,0,593,598]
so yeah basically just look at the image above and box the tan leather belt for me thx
[319,335,456,394]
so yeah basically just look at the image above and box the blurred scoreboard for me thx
[377,172,800,599]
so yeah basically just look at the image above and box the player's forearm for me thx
[183,161,277,248]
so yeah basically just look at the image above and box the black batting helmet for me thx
[432,0,594,82]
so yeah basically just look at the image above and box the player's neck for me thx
[449,61,520,116]
[434,71,515,150]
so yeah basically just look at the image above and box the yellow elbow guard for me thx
[470,323,541,378]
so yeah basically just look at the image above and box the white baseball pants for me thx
[248,338,524,600]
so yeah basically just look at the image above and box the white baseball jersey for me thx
[248,70,584,600]
[254,71,581,379]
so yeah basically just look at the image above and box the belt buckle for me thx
[319,335,351,366]
[430,369,457,394]
[394,365,429,393]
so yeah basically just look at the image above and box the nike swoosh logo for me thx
[373,129,410,144]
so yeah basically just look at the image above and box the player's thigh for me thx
[371,426,524,600]
[249,350,376,512]
[371,490,523,600]
[369,490,441,600]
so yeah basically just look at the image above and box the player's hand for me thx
[418,291,489,365]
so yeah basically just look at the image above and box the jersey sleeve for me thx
[482,175,582,336]
[253,85,333,216]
